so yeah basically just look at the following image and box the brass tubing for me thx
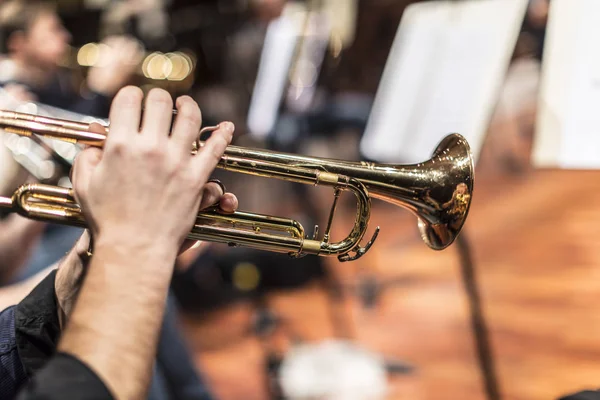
[0,180,370,260]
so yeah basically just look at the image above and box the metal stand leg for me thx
[456,232,501,400]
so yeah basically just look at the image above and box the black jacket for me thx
[560,391,600,400]
[1,270,214,399]
[0,270,112,399]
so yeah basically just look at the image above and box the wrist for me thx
[58,235,176,400]
[93,232,179,272]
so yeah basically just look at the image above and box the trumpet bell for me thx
[413,134,474,250]
[230,133,474,250]
[337,133,474,250]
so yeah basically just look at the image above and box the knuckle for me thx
[169,153,185,171]
[71,172,81,191]
[208,136,227,159]
[146,148,163,160]
[176,95,197,109]
[140,140,165,159]
[73,152,84,169]
[71,164,86,192]
[87,148,103,163]
[202,184,219,201]
[72,176,85,195]
[108,136,127,151]
[177,100,201,126]
[72,161,83,180]
[116,86,143,107]
[180,164,198,184]
[206,181,222,195]
[184,165,206,190]
[201,143,222,164]
[210,148,223,164]
[147,88,173,108]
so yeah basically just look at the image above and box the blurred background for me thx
[4,0,600,399]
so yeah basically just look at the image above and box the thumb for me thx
[71,148,102,202]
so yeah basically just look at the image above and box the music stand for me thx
[356,1,530,399]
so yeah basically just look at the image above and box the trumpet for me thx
[0,88,105,185]
[0,110,474,261]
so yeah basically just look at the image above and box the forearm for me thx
[58,238,176,399]
[0,216,45,283]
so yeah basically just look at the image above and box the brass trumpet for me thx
[0,110,474,261]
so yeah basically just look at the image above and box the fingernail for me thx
[224,197,236,211]
[219,121,235,132]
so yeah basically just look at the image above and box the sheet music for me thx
[360,0,528,164]
[533,0,600,169]
[285,12,331,113]
[246,6,303,139]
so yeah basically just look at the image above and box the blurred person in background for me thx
[0,204,46,284]
[0,85,46,285]
[0,0,142,281]
[0,0,141,117]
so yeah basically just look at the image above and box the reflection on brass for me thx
[0,110,474,261]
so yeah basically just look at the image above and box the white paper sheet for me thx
[246,14,299,139]
[533,0,600,169]
[360,0,528,164]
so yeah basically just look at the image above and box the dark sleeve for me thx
[13,269,114,399]
[0,306,27,399]
[16,352,113,400]
[559,392,600,400]
[0,270,59,399]
[15,270,60,376]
